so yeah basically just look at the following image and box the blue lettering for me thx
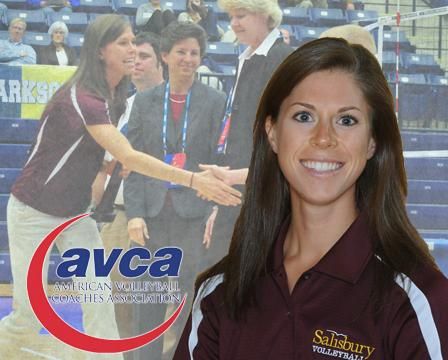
[94,248,122,277]
[56,247,182,278]
[119,247,150,277]
[56,248,89,278]
[149,247,182,277]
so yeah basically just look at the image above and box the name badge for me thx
[164,153,187,189]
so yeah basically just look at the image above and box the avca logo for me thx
[26,214,187,354]
[312,329,376,360]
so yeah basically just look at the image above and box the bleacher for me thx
[403,131,448,274]
[0,0,447,282]
[0,118,36,282]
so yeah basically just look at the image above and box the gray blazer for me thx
[124,80,226,220]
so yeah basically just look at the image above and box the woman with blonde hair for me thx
[201,0,292,264]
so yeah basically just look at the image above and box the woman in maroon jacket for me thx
[174,38,448,359]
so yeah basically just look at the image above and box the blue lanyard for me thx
[223,85,234,117]
[216,86,234,154]
[162,81,192,155]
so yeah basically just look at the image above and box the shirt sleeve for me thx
[386,274,448,359]
[0,41,20,62]
[174,276,224,359]
[76,90,112,126]
[173,295,220,360]
[21,45,37,64]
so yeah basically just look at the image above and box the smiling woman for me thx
[265,70,376,215]
[174,38,448,359]
[123,21,232,359]
[0,14,240,360]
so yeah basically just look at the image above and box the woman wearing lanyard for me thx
[201,0,293,264]
[124,21,227,360]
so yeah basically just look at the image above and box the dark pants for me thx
[131,203,204,360]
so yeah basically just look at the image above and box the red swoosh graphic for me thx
[27,213,186,353]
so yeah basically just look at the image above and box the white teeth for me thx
[301,161,342,172]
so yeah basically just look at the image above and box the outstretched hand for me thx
[198,164,232,184]
[199,164,248,186]
[192,169,241,206]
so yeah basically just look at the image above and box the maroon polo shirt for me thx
[12,85,111,217]
[174,213,448,359]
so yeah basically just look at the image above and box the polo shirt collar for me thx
[270,211,374,284]
[238,28,281,61]
[9,38,23,45]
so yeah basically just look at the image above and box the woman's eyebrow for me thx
[291,102,315,109]
[338,106,362,113]
[291,102,362,113]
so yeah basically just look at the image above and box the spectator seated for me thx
[27,0,74,14]
[6,8,47,31]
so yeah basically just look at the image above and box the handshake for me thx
[194,163,248,202]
